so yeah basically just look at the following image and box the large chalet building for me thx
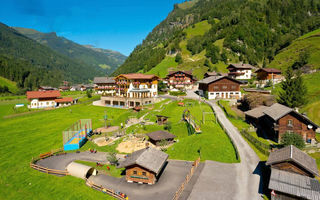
[266,145,320,200]
[95,73,159,108]
[118,147,168,185]
[227,63,254,80]
[165,70,197,90]
[198,76,242,100]
[245,103,318,142]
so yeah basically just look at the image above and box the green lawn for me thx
[184,20,212,39]
[74,160,124,178]
[0,76,19,94]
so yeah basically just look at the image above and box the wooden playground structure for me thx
[183,109,201,135]
[63,119,92,151]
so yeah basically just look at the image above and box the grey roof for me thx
[93,77,115,84]
[198,76,243,85]
[118,147,168,175]
[244,106,268,119]
[147,130,176,141]
[269,168,320,200]
[227,63,254,69]
[266,145,319,176]
[204,72,218,76]
[263,103,293,121]
[263,103,318,128]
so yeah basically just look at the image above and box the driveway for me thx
[187,101,262,200]
[88,160,194,200]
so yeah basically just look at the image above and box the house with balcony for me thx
[93,77,116,95]
[165,70,197,90]
[227,63,254,80]
[98,73,159,108]
[255,68,283,86]
[245,103,318,142]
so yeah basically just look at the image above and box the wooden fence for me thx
[86,179,128,200]
[30,148,68,176]
[172,157,201,200]
[240,129,270,156]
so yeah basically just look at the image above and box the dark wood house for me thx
[147,130,176,146]
[156,115,169,125]
[255,68,282,81]
[266,145,320,200]
[198,76,242,100]
[245,103,318,142]
[118,147,168,185]
[165,70,197,90]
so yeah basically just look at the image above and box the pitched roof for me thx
[168,70,193,76]
[269,168,320,200]
[118,73,158,80]
[263,103,293,121]
[93,77,115,84]
[244,106,268,119]
[118,147,168,175]
[255,68,282,73]
[147,130,176,141]
[55,97,73,103]
[204,72,218,76]
[266,145,319,176]
[26,90,61,99]
[227,63,254,70]
[198,76,243,85]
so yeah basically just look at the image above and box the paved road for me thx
[188,100,262,200]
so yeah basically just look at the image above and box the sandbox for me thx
[116,137,155,153]
[93,136,120,147]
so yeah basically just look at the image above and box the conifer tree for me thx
[277,67,307,108]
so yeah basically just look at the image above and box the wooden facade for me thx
[271,161,314,178]
[166,71,196,90]
[125,164,156,185]
[256,71,282,81]
[277,112,316,142]
[198,77,242,100]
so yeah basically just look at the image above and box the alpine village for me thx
[1,0,320,200]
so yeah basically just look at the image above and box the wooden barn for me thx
[245,103,318,142]
[266,145,320,200]
[118,147,168,185]
[198,76,242,100]
[147,130,176,146]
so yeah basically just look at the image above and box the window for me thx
[231,86,236,90]
[142,172,146,176]
[222,86,227,89]
[213,86,219,90]
[288,120,293,127]
[287,130,293,134]
[133,171,137,175]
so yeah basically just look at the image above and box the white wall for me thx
[207,91,241,100]
[29,99,56,109]
[235,69,252,80]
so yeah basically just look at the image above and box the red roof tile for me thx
[54,97,73,103]
[26,90,61,99]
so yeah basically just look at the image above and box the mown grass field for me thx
[0,76,19,94]
[0,97,237,199]
[146,56,178,78]
[269,28,320,70]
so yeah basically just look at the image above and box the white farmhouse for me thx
[227,63,253,80]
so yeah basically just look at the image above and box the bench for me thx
[55,152,67,156]
[39,152,52,159]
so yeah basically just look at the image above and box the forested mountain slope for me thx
[14,27,126,75]
[0,22,105,91]
[113,0,320,78]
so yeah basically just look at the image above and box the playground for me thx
[63,119,92,151]
[116,135,155,153]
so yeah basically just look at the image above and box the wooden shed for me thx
[156,115,169,125]
[147,130,176,146]
[117,147,168,185]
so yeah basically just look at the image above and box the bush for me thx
[281,132,305,149]
[86,90,92,98]
[164,121,172,132]
[107,152,118,165]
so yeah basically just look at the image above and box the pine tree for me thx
[277,68,307,108]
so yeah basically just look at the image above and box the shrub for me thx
[107,152,118,165]
[281,132,305,149]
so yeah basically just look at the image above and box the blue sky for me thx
[0,0,185,56]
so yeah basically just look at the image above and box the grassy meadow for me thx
[0,96,237,199]
[0,76,19,94]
